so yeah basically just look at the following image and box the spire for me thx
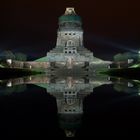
[65,130,75,137]
[64,7,76,15]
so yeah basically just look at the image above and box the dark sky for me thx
[0,0,140,60]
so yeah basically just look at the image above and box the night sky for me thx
[1,0,140,60]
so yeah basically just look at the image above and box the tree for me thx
[14,52,27,61]
[114,53,123,68]
[0,50,15,60]
[123,52,134,60]
[114,52,137,68]
[114,53,122,61]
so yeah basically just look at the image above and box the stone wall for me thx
[10,60,50,70]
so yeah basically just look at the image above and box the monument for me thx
[6,8,112,72]
[35,7,111,72]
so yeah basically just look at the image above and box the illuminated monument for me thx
[7,7,111,72]
[35,8,111,71]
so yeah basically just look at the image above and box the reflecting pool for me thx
[0,74,140,137]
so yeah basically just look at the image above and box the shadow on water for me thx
[0,74,140,137]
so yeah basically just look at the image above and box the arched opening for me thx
[65,98,76,105]
[66,40,74,47]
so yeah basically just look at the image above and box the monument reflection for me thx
[1,74,110,137]
[1,74,140,137]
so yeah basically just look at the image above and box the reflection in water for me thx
[46,76,111,137]
[1,75,140,137]
[112,78,140,95]
[0,74,111,137]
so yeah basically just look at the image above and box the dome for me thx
[59,15,81,23]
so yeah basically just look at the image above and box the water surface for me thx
[0,74,140,137]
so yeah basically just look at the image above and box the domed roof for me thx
[59,8,82,23]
